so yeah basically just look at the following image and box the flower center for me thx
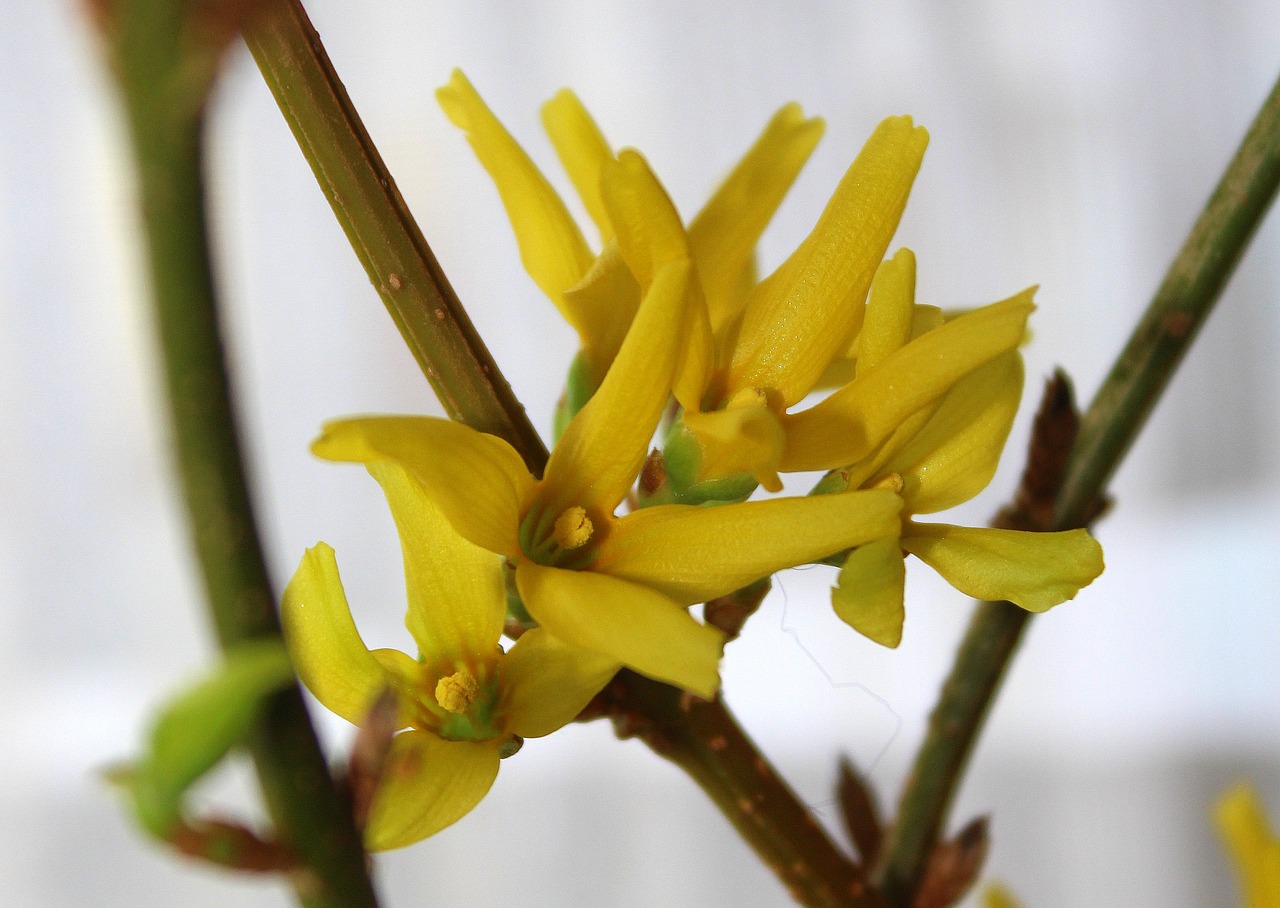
[434,669,481,714]
[553,506,594,550]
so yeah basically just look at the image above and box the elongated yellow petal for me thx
[1215,783,1280,908]
[885,352,1024,514]
[599,150,687,286]
[541,89,615,243]
[281,543,389,725]
[688,102,825,335]
[901,523,1104,612]
[781,290,1034,472]
[437,70,594,330]
[562,241,642,387]
[313,416,532,559]
[515,561,724,698]
[598,150,714,408]
[832,537,906,647]
[594,489,902,605]
[363,461,505,662]
[814,303,944,391]
[727,117,929,406]
[364,730,500,850]
[856,248,917,376]
[502,628,619,738]
[538,260,691,515]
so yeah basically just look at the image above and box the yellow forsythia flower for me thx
[281,461,618,849]
[825,251,1103,646]
[312,242,901,697]
[1216,783,1280,907]
[438,69,822,430]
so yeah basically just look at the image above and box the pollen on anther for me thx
[553,506,594,549]
[870,471,904,493]
[434,670,480,714]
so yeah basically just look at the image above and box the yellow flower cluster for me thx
[279,70,1104,848]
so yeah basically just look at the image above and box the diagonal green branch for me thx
[876,69,1280,906]
[99,3,380,905]
[243,0,548,475]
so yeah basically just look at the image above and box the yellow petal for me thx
[677,402,787,491]
[781,290,1034,472]
[281,543,389,725]
[856,248,917,376]
[885,352,1024,514]
[901,523,1104,612]
[363,461,505,662]
[515,561,724,698]
[313,416,532,559]
[688,102,825,335]
[594,489,902,605]
[437,70,595,331]
[599,149,688,285]
[502,628,619,738]
[562,241,642,387]
[538,260,691,515]
[832,537,906,647]
[727,117,929,406]
[598,150,714,408]
[541,88,615,243]
[364,730,500,850]
[1215,783,1280,908]
[982,883,1026,908]
[813,302,944,391]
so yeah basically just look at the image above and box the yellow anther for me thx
[726,386,771,410]
[434,670,480,714]
[870,472,904,493]
[553,506,594,549]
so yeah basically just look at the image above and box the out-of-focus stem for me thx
[103,3,380,905]
[876,70,1280,906]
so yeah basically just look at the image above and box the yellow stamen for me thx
[553,506,594,549]
[434,670,480,714]
[727,386,771,410]
[870,472,904,493]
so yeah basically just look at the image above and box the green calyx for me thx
[657,418,759,506]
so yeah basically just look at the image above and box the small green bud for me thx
[552,350,598,443]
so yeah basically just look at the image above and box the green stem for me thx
[876,69,1280,906]
[245,5,872,901]
[243,0,548,474]
[106,5,380,906]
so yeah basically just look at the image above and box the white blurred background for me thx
[3,1,1279,905]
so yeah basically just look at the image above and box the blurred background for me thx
[3,1,1279,905]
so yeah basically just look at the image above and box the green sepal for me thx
[658,418,759,505]
[502,558,536,630]
[810,468,852,496]
[552,350,598,443]
[126,640,294,837]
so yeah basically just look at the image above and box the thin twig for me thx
[876,69,1280,906]
[244,0,548,474]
